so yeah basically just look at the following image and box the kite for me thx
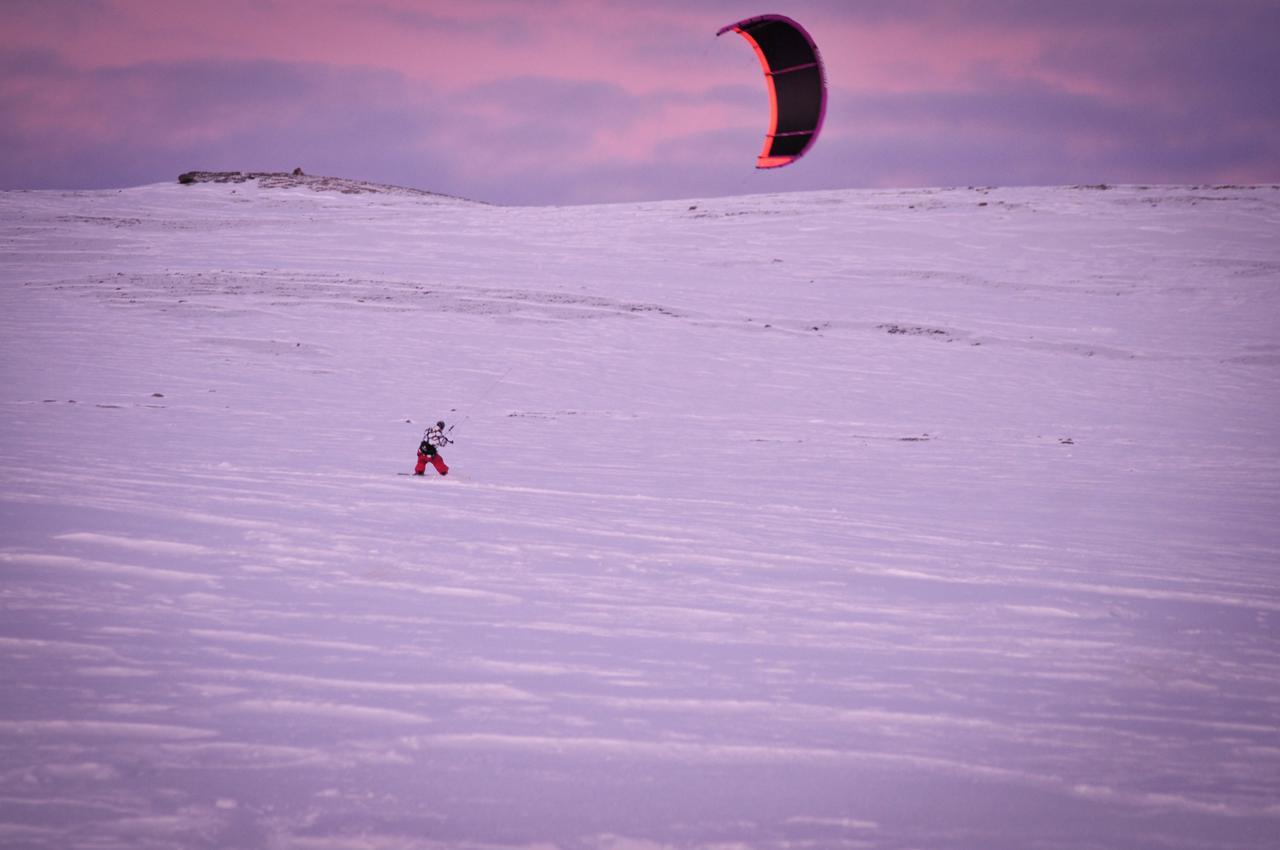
[717,14,827,169]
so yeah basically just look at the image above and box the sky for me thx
[3,0,1279,205]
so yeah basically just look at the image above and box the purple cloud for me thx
[1,0,1277,202]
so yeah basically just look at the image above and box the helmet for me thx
[437,420,446,428]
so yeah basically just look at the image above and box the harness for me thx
[420,426,451,456]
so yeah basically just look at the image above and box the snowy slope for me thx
[2,179,1279,850]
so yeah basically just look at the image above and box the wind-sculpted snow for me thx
[2,181,1279,849]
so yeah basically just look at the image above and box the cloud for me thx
[826,65,1280,188]
[1,0,1277,201]
[0,47,738,203]
[0,54,440,190]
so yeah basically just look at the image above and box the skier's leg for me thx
[414,452,428,475]
[430,454,449,476]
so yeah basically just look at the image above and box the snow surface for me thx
[2,179,1279,850]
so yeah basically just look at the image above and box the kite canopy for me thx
[717,14,827,169]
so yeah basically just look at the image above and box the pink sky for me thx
[3,0,1278,203]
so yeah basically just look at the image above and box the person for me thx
[414,420,452,476]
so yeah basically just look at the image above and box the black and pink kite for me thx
[718,14,827,169]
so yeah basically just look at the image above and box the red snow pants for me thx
[415,452,449,476]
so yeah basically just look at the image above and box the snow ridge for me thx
[176,169,483,203]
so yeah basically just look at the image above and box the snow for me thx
[2,178,1279,849]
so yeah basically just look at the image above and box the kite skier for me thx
[414,420,452,476]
